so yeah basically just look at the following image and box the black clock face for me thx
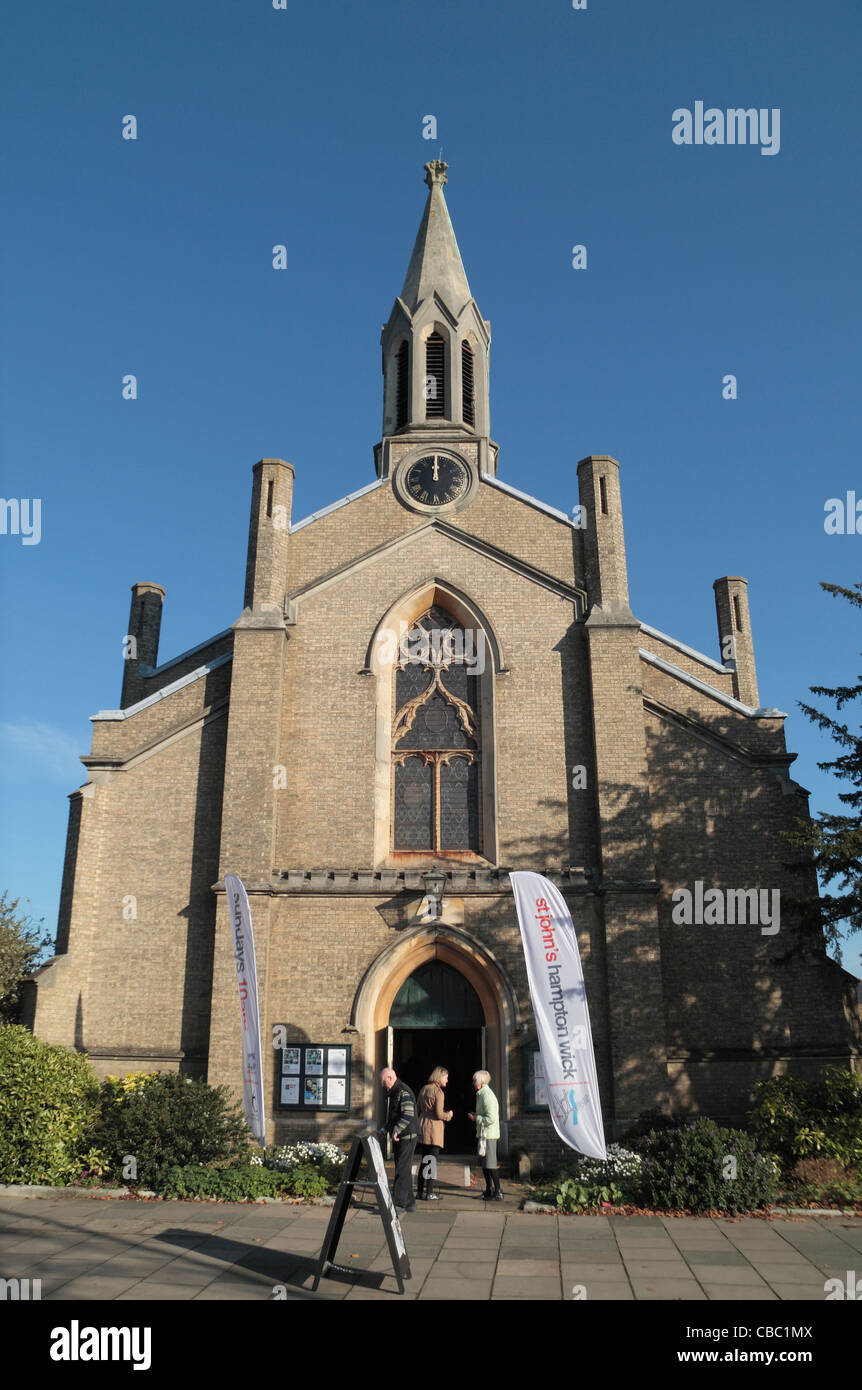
[404,454,469,508]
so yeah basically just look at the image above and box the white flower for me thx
[258,1141,348,1173]
[568,1144,642,1181]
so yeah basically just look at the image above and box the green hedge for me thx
[635,1118,779,1214]
[748,1067,862,1173]
[93,1072,253,1186]
[0,1025,103,1184]
[158,1162,330,1201]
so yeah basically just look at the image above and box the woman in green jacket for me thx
[467,1070,502,1201]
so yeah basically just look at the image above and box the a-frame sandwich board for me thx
[312,1131,412,1294]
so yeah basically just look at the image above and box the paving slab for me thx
[562,1262,626,1279]
[630,1278,708,1300]
[576,1280,635,1300]
[492,1276,562,1299]
[442,1239,500,1251]
[419,1277,494,1300]
[418,1261,495,1280]
[3,1193,859,1302]
[683,1263,770,1285]
[682,1250,754,1267]
[751,1263,833,1284]
[625,1258,694,1277]
[701,1284,778,1300]
[44,1274,145,1300]
[113,1282,189,1300]
[496,1259,560,1277]
[435,1245,501,1262]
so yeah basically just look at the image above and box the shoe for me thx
[481,1191,494,1201]
[424,1193,443,1201]
[490,1192,504,1201]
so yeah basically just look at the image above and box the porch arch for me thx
[352,925,522,1143]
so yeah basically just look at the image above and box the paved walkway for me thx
[2,1192,860,1300]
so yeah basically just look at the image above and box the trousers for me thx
[417,1143,440,1197]
[392,1136,417,1209]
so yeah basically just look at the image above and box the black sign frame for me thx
[275,1042,351,1112]
[312,1132,412,1295]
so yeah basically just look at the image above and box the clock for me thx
[396,453,473,512]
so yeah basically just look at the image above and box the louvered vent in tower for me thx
[425,333,445,418]
[395,340,409,429]
[461,341,475,427]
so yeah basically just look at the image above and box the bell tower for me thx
[375,160,498,480]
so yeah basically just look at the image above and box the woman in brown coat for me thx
[416,1066,453,1201]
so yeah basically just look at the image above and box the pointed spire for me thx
[399,161,472,314]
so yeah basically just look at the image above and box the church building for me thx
[26,161,861,1165]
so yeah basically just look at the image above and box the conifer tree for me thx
[788,582,862,953]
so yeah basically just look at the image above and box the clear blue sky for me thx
[2,1,861,976]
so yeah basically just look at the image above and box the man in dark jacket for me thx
[380,1068,418,1212]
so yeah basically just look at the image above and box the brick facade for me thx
[23,162,861,1171]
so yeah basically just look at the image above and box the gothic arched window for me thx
[392,606,480,852]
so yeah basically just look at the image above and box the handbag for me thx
[477,1116,487,1158]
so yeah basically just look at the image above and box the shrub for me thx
[748,1067,862,1172]
[531,1144,642,1212]
[790,1157,848,1187]
[251,1141,347,1190]
[635,1118,779,1214]
[158,1161,331,1201]
[780,1157,862,1208]
[279,1163,331,1199]
[92,1071,252,1186]
[619,1108,677,1149]
[0,1025,102,1184]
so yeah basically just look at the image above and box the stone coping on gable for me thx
[91,652,233,721]
[289,478,386,533]
[478,472,579,527]
[137,627,234,679]
[638,621,729,675]
[639,647,786,719]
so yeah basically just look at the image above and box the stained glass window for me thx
[392,607,481,853]
[440,756,479,850]
[394,756,433,849]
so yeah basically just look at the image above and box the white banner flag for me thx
[225,873,266,1148]
[510,871,607,1160]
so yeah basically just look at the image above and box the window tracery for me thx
[392,605,481,852]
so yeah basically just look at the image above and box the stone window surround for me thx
[368,580,502,868]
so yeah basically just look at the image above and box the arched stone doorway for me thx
[351,926,520,1152]
[390,961,483,1151]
